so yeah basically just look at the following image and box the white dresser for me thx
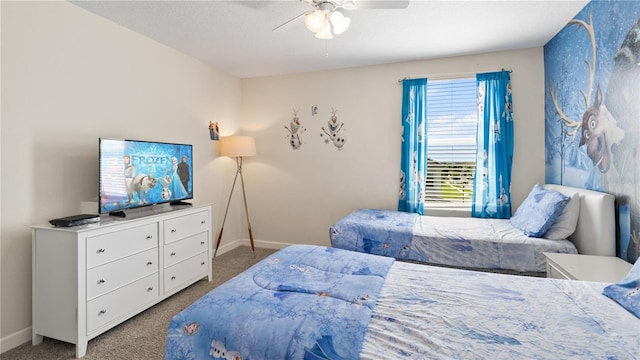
[31,204,212,358]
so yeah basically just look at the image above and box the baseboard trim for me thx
[1,326,31,354]
[255,239,291,250]
[214,239,289,256]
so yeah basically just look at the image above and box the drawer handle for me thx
[147,261,153,266]
[170,252,176,256]
[98,309,107,316]
[97,279,106,284]
[147,287,154,292]
[146,235,153,240]
[171,276,176,280]
[171,229,177,233]
[200,241,205,245]
[201,261,206,266]
[96,248,106,254]
[201,220,206,225]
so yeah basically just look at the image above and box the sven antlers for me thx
[548,12,596,139]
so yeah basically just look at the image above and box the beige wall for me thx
[241,47,546,248]
[1,1,243,350]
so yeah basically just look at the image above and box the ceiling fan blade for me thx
[272,11,308,32]
[344,0,410,10]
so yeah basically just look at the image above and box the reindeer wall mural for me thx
[545,1,640,263]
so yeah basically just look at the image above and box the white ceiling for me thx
[70,0,589,79]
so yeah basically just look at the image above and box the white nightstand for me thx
[544,252,633,283]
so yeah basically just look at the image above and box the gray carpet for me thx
[2,246,276,360]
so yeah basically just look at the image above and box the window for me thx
[425,78,477,210]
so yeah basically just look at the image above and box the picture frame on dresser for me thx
[31,204,212,358]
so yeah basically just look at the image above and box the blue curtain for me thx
[398,78,427,215]
[472,71,514,219]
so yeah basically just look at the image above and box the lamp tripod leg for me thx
[213,225,224,260]
[238,164,256,259]
[213,166,240,260]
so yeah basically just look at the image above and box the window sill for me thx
[423,207,471,217]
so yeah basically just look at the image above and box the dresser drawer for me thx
[87,248,158,300]
[87,273,159,333]
[163,211,209,244]
[87,223,158,268]
[164,252,209,293]
[164,232,208,268]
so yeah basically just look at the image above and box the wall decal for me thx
[208,121,220,141]
[311,105,318,116]
[285,109,306,150]
[320,108,346,150]
[544,1,640,262]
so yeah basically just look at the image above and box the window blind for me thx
[425,78,477,209]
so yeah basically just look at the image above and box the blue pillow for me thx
[510,184,571,237]
[603,258,640,319]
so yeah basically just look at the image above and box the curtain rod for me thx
[397,68,512,83]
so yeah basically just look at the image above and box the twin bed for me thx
[165,244,639,359]
[164,184,639,359]
[330,184,616,274]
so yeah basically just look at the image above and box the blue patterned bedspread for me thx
[330,209,577,272]
[360,261,640,359]
[329,209,418,260]
[165,245,395,360]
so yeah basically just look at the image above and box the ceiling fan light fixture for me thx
[330,10,351,35]
[314,20,334,39]
[305,10,326,33]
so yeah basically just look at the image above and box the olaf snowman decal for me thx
[284,109,305,150]
[321,108,346,150]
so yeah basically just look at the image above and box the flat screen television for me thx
[99,138,193,215]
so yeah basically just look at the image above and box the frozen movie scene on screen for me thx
[544,0,640,262]
[99,138,193,214]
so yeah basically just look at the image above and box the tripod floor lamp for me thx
[214,135,256,258]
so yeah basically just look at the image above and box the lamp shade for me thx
[315,20,334,39]
[305,10,325,32]
[219,136,256,157]
[330,10,351,35]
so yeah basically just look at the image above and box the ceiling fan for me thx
[273,0,410,39]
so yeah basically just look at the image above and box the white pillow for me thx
[544,192,580,240]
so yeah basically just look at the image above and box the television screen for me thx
[99,138,193,215]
